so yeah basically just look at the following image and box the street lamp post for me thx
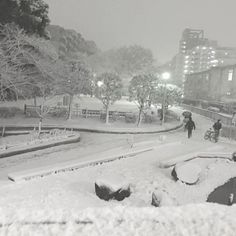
[161,72,171,125]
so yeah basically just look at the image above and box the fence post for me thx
[24,104,26,115]
[1,126,5,137]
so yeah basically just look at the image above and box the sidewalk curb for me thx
[0,134,80,159]
[1,123,183,135]
[8,147,153,182]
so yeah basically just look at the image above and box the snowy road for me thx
[0,107,235,183]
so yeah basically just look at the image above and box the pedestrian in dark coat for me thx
[213,119,222,141]
[185,116,196,138]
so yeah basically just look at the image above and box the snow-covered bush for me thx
[232,152,236,162]
[95,178,131,201]
[171,162,201,185]
[0,107,23,118]
[151,191,175,207]
[125,113,136,123]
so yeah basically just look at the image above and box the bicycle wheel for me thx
[210,133,217,143]
[204,132,209,140]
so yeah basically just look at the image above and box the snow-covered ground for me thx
[0,107,236,234]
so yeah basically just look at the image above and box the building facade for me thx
[184,64,236,105]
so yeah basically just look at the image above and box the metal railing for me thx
[182,104,236,140]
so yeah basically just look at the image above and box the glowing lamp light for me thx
[97,81,103,87]
[162,72,171,80]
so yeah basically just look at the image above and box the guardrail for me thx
[182,104,236,140]
[182,104,232,125]
[24,105,41,117]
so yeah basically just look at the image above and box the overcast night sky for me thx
[45,0,236,63]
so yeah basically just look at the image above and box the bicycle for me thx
[204,128,218,143]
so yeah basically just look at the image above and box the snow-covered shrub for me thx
[151,191,175,207]
[95,179,131,201]
[232,152,236,162]
[49,107,67,118]
[125,113,136,123]
[171,162,201,185]
[0,107,23,118]
[100,112,106,121]
[95,182,114,201]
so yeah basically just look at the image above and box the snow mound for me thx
[172,162,201,185]
[0,204,236,235]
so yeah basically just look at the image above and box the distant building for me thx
[171,28,214,86]
[179,28,209,54]
[171,28,236,88]
[184,64,236,105]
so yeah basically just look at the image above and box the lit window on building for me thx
[228,69,233,81]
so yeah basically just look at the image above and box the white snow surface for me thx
[0,204,236,236]
[95,175,130,192]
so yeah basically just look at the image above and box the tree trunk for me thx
[34,96,37,106]
[105,105,109,124]
[137,105,143,127]
[38,116,42,137]
[67,95,73,120]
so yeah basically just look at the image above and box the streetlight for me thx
[161,72,171,125]
[97,81,103,87]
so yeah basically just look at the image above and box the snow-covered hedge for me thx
[172,162,201,185]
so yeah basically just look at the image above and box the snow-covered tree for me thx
[56,60,92,120]
[129,74,158,126]
[150,84,183,110]
[0,0,50,38]
[95,72,123,124]
[87,45,156,77]
[0,23,58,102]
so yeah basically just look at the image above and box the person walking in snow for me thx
[185,116,196,138]
[213,119,222,142]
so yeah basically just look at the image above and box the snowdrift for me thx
[0,204,236,235]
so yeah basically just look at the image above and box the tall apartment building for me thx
[171,28,236,87]
[179,28,208,54]
[171,28,212,86]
